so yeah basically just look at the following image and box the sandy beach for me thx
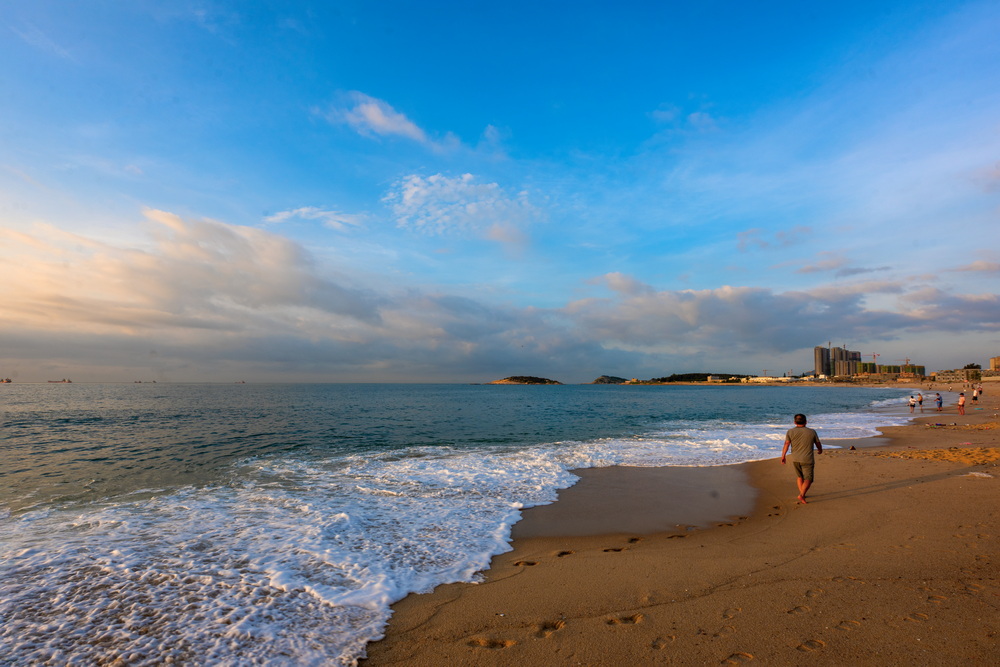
[364,390,999,665]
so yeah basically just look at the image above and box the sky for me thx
[1,1,999,383]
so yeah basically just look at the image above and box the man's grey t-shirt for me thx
[786,426,820,464]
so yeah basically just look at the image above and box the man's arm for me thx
[781,438,790,464]
[815,433,823,455]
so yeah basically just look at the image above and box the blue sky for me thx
[2,1,998,382]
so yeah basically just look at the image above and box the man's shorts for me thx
[793,462,815,481]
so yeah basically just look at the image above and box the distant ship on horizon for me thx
[47,379,72,383]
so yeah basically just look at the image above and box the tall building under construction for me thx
[813,345,862,377]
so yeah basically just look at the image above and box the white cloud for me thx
[325,91,428,143]
[383,173,540,243]
[264,207,365,231]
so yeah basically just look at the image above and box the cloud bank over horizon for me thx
[2,209,996,383]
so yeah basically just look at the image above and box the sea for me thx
[0,382,920,665]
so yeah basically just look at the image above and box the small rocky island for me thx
[488,376,562,385]
[591,375,628,384]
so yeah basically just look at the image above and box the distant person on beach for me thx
[908,396,916,413]
[972,388,979,403]
[935,393,943,411]
[780,413,823,504]
[958,393,966,415]
[917,393,923,412]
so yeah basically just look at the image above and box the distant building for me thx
[990,356,1000,371]
[813,346,831,377]
[814,345,862,377]
[934,368,981,383]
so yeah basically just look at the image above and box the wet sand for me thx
[364,391,999,665]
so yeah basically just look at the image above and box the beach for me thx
[364,390,1000,665]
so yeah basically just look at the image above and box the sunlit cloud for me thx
[325,91,428,143]
[796,252,849,274]
[0,210,383,341]
[952,260,1000,273]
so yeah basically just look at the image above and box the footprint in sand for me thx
[555,550,574,557]
[468,638,516,649]
[512,560,537,567]
[722,651,754,664]
[805,589,824,598]
[796,639,825,652]
[603,547,625,553]
[927,595,947,604]
[713,625,736,638]
[628,537,643,543]
[904,613,929,623]
[666,534,689,539]
[536,620,565,638]
[607,613,644,625]
[787,606,810,615]
[722,607,742,619]
[652,636,675,650]
[835,620,861,631]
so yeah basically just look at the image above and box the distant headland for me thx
[488,376,562,385]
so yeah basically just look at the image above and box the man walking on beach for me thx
[780,414,823,504]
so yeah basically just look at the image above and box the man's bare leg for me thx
[796,477,812,504]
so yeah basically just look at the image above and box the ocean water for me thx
[0,383,915,665]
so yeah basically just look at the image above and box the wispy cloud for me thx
[12,23,73,60]
[383,173,540,245]
[796,252,849,274]
[738,226,813,252]
[265,207,365,231]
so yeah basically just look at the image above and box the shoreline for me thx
[364,394,999,665]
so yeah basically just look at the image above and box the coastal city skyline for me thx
[2,2,999,383]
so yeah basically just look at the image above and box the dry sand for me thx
[364,391,999,666]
